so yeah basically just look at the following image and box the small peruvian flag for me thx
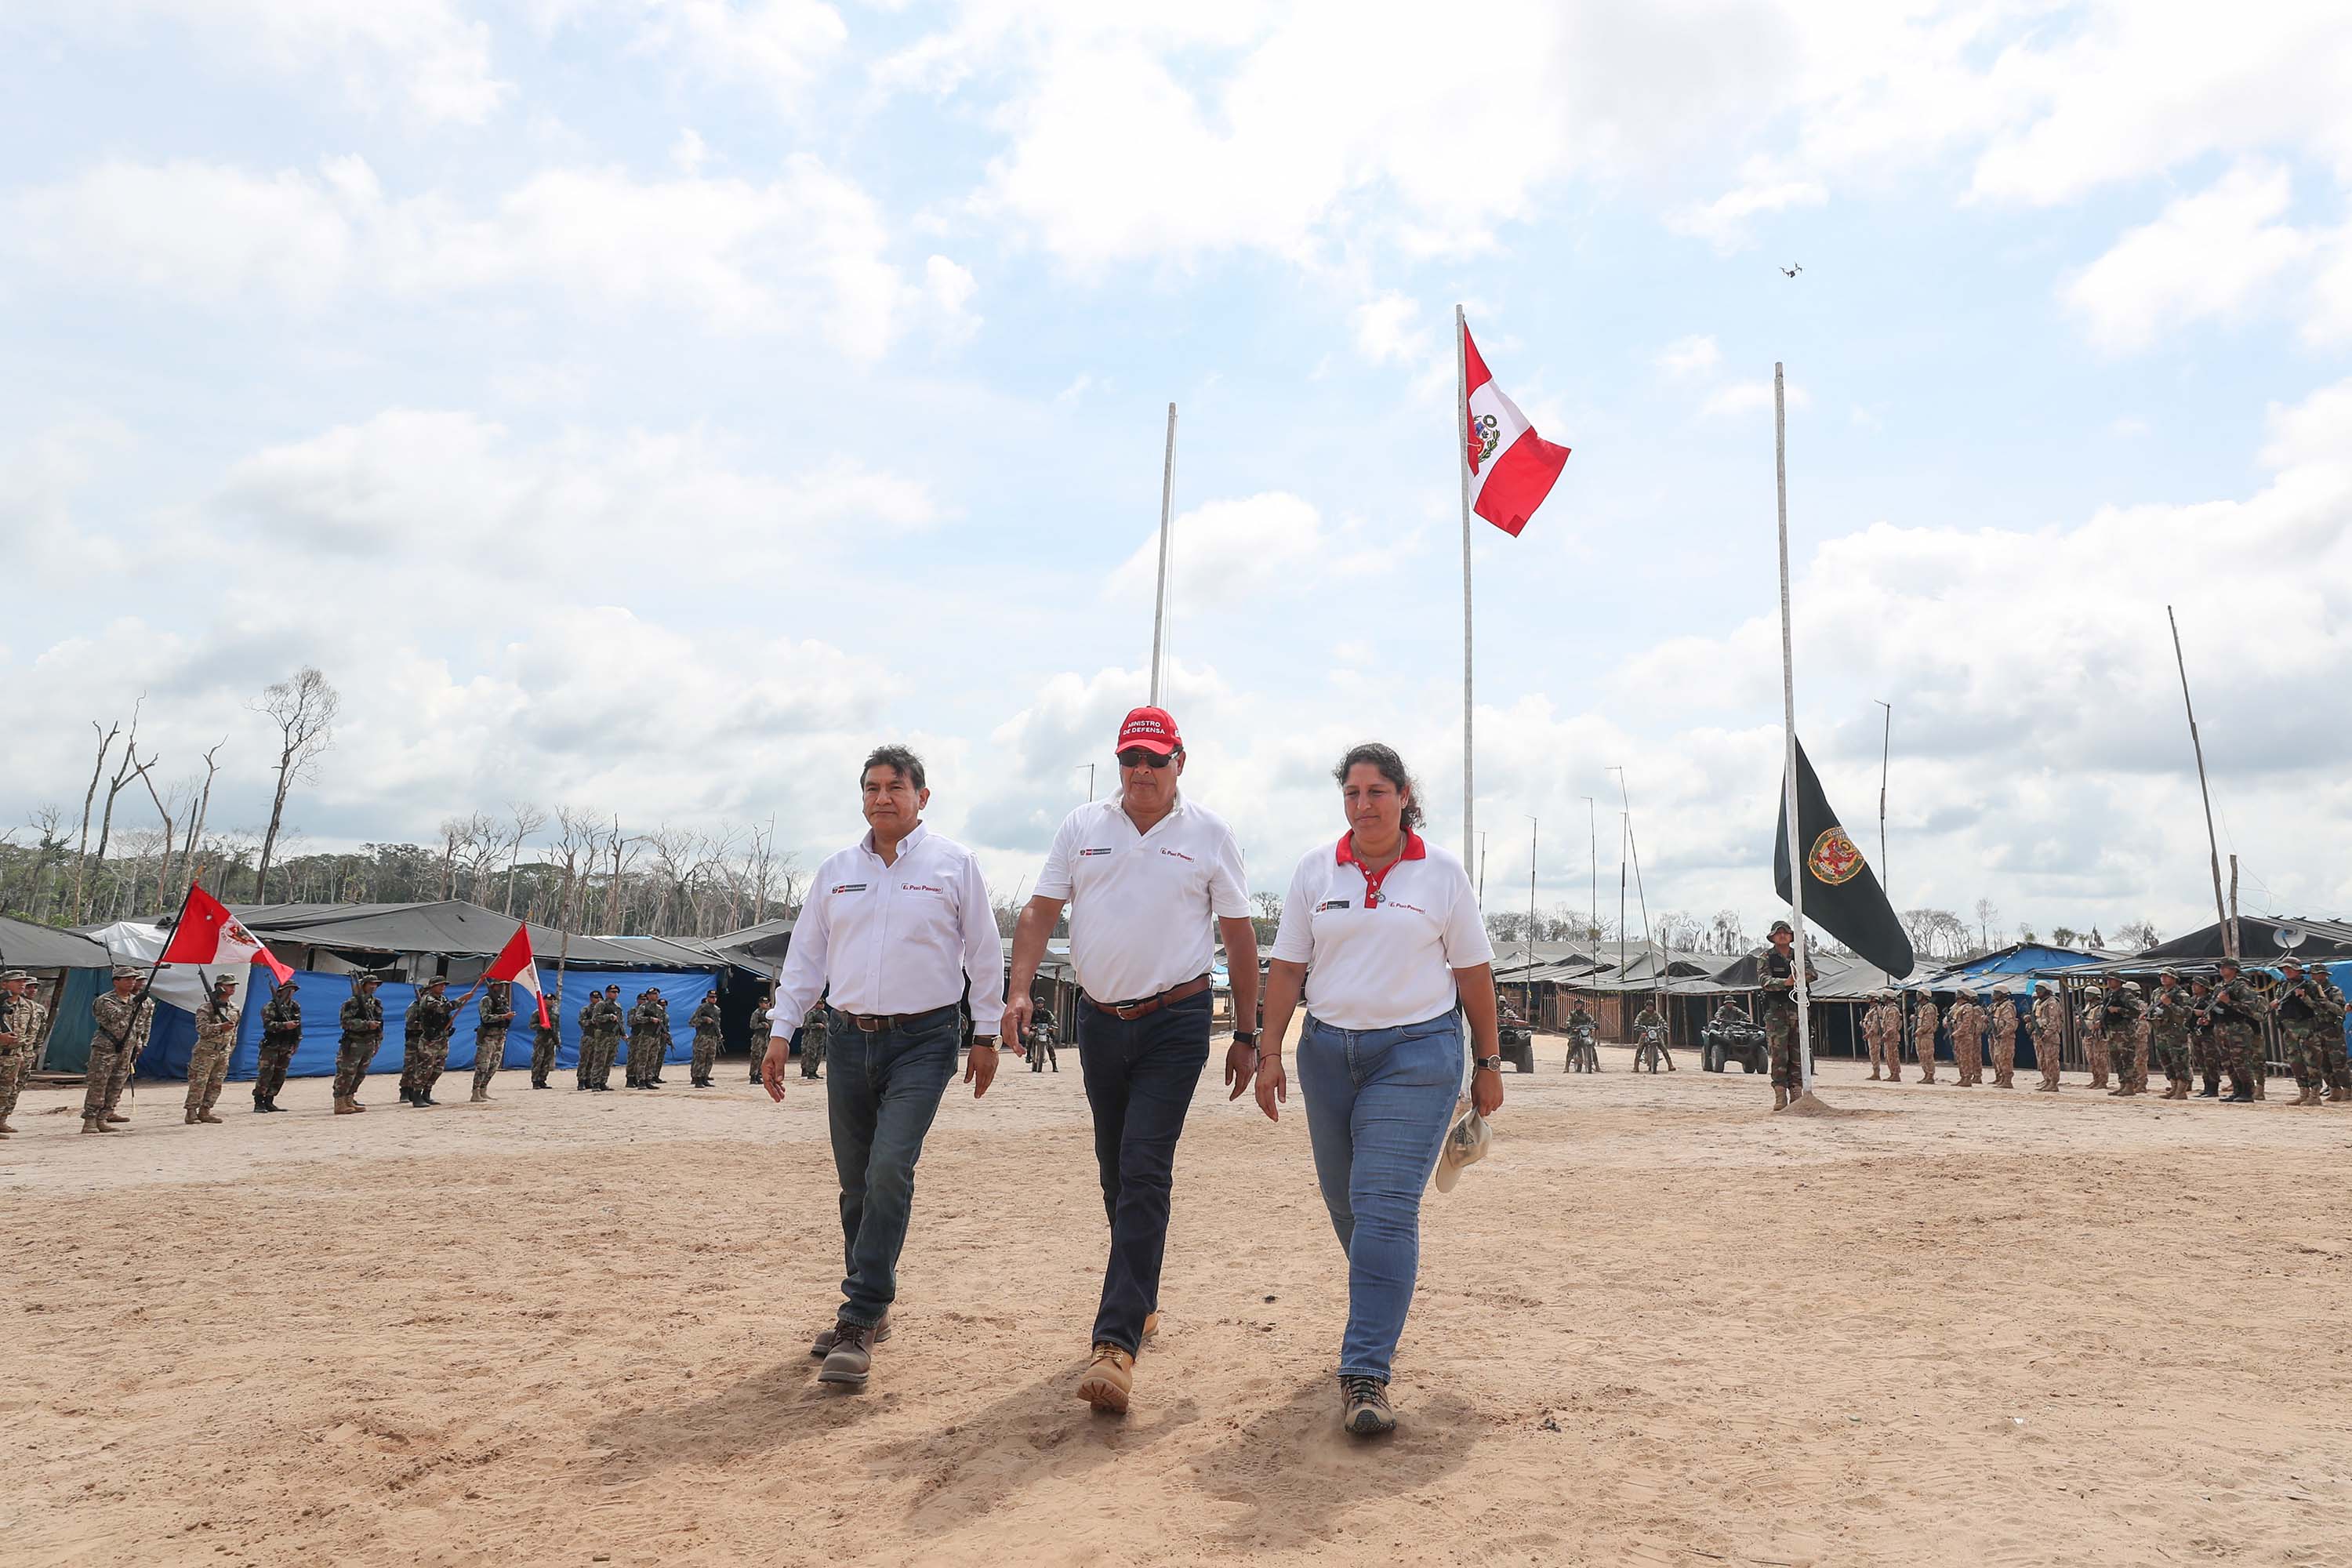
[160,884,294,983]
[484,921,549,1028]
[1463,319,1571,537]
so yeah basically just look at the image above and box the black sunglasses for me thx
[1116,749,1174,769]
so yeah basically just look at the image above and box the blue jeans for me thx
[1078,989,1212,1355]
[1297,1011,1465,1383]
[825,1005,960,1327]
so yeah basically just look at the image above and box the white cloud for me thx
[1108,492,1363,604]
[1656,333,1722,379]
[624,0,848,103]
[671,126,709,174]
[1352,291,1429,366]
[1666,170,1825,253]
[9,154,974,358]
[1699,379,1809,421]
[2062,162,2316,352]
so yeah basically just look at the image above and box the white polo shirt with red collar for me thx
[1271,830,1494,1031]
[1035,792,1250,1005]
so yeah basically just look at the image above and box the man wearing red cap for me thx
[1005,705,1260,1414]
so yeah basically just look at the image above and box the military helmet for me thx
[1991,985,2010,996]
[424,975,448,989]
[1768,920,1794,938]
[112,964,144,982]
[212,972,238,990]
[357,973,383,988]
[2279,956,2306,972]
[2122,980,2143,993]
[2159,968,2181,982]
[0,969,28,984]
[2218,956,2241,972]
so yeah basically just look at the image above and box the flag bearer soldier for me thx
[1004,707,1260,1415]
[82,967,156,1133]
[530,1000,561,1089]
[763,744,1006,1391]
[1,970,49,1136]
[2031,985,2064,1091]
[254,976,302,1112]
[689,989,722,1086]
[1987,986,2019,1087]
[333,975,384,1115]
[471,978,516,1102]
[1911,990,1941,1085]
[183,973,241,1126]
[1761,920,1817,1110]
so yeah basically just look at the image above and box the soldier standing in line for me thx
[333,974,384,1114]
[626,989,664,1089]
[2270,958,2337,1108]
[1868,990,1897,1080]
[183,973,241,1127]
[2147,970,2194,1099]
[2310,962,2351,1102]
[747,992,773,1084]
[1986,986,2020,1088]
[82,967,156,1134]
[650,992,673,1085]
[2125,981,2154,1096]
[405,977,459,1106]
[798,1004,828,1080]
[2077,986,2110,1089]
[1026,1006,1060,1073]
[2187,975,2223,1096]
[2,969,50,1136]
[2031,984,2064,1091]
[1949,990,1985,1087]
[530,996,561,1089]
[2209,957,2263,1102]
[1760,920,1817,1111]
[574,990,599,1090]
[1911,990,1942,1084]
[585,984,625,1091]
[2092,975,2144,1097]
[470,978,517,1103]
[688,989,722,1087]
[253,976,301,1113]
[1859,991,1882,1080]
[397,990,428,1103]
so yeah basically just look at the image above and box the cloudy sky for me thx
[4,1,2350,942]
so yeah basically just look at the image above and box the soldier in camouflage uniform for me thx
[334,974,384,1114]
[2031,985,2064,1091]
[747,994,772,1084]
[253,976,301,1112]
[183,973,241,1125]
[1760,920,1817,1110]
[1911,992,1942,1084]
[2209,957,2263,1102]
[626,990,663,1088]
[798,1003,828,1080]
[584,985,624,1090]
[2091,975,2145,1096]
[575,993,600,1090]
[83,967,156,1133]
[2078,988,2110,1089]
[1859,990,1889,1080]
[648,992,672,1085]
[2270,958,2343,1107]
[1025,1006,1060,1073]
[1948,990,1985,1086]
[471,978,517,1102]
[2,969,50,1135]
[1632,999,1674,1071]
[688,989,722,1086]
[2125,982,2154,1096]
[2187,976,2222,1096]
[2147,971,2194,1099]
[1987,986,2020,1088]
[404,977,458,1107]
[2311,962,2352,1102]
[530,997,561,1089]
[397,992,428,1102]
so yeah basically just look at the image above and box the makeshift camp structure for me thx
[0,913,113,1073]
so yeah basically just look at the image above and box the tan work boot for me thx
[1771,1086,1789,1111]
[334,1095,365,1114]
[105,1112,129,1123]
[470,1087,489,1103]
[199,1109,223,1123]
[1077,1343,1135,1414]
[1143,1311,1162,1338]
[82,1116,114,1134]
[185,1109,201,1125]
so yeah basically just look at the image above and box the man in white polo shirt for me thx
[763,743,1006,1391]
[1004,705,1260,1414]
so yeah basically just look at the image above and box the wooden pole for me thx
[1774,364,1816,1094]
[1875,699,1892,902]
[1457,305,1475,864]
[1149,404,1178,705]
[2167,606,2233,956]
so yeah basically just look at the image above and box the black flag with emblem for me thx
[1772,736,1915,978]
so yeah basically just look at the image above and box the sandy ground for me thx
[4,1036,2350,1568]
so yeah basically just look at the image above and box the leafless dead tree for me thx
[71,718,120,922]
[500,801,547,914]
[251,666,339,902]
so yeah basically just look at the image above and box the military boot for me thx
[185,1109,201,1124]
[82,1116,116,1133]
[470,1087,488,1103]
[2197,1076,2220,1098]
[1772,1086,1789,1111]
[199,1109,223,1123]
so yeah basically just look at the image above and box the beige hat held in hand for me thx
[1433,1109,1492,1193]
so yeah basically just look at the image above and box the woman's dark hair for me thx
[1332,742,1424,830]
[862,744,926,790]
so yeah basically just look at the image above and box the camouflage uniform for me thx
[2147,976,2194,1097]
[2187,980,2222,1095]
[397,1002,427,1099]
[626,996,666,1087]
[184,983,241,1122]
[1760,931,1816,1104]
[472,981,517,1101]
[747,1000,772,1083]
[688,994,722,1085]
[530,1011,561,1088]
[798,1004,828,1080]
[407,984,458,1104]
[2078,993,2111,1088]
[2126,985,2154,1094]
[1864,993,1896,1080]
[582,991,624,1089]
[1564,1004,1599,1073]
[1911,997,1941,1084]
[1026,1009,1059,1073]
[1,973,49,1131]
[2270,963,2343,1105]
[255,983,302,1110]
[2031,989,2064,1091]
[334,985,385,1108]
[1632,1004,1673,1071]
[2092,980,2147,1095]
[2312,966,2352,1098]
[1949,995,1985,1086]
[575,997,599,1089]
[2209,967,2264,1100]
[1987,991,2020,1087]
[83,978,156,1129]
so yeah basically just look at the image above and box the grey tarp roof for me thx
[1709,948,1899,1000]
[220,900,713,969]
[706,916,797,971]
[2037,915,2352,982]
[0,913,114,969]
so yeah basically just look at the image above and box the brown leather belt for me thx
[1087,974,1213,1022]
[840,1003,959,1033]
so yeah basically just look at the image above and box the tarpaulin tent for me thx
[0,914,112,1072]
[0,914,113,971]
[138,965,720,1081]
[226,900,704,973]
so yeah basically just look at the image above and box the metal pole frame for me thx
[1149,403,1178,705]
[1774,364,1816,1094]
[1457,305,1475,865]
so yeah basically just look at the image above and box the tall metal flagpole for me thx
[1457,305,1475,863]
[2167,606,2234,956]
[1874,699,1892,903]
[1775,364,1816,1096]
[1583,796,1599,972]
[1148,403,1178,705]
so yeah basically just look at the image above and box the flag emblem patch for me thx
[1807,827,1865,886]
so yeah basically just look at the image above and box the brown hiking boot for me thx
[1341,1375,1396,1436]
[470,1088,488,1103]
[198,1109,223,1123]
[810,1312,892,1358]
[105,1112,129,1123]
[185,1110,201,1125]
[334,1096,365,1114]
[1771,1086,1788,1110]
[82,1117,115,1134]
[818,1322,875,1388]
[1077,1343,1134,1414]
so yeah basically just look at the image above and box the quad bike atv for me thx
[1700,1016,1769,1073]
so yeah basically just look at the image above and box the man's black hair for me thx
[863,744,926,791]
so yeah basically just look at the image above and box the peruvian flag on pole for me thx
[159,883,294,983]
[1463,319,1571,536]
[484,921,549,1028]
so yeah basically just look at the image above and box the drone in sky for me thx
[1780,263,1803,278]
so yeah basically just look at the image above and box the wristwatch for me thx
[1476,1054,1504,1073]
[971,1035,999,1047]
[1232,1030,1259,1048]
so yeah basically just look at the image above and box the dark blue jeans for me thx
[1078,989,1212,1356]
[825,1005,960,1328]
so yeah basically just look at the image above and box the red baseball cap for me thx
[1116,706,1182,755]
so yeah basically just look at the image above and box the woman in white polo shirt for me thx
[1254,741,1504,1436]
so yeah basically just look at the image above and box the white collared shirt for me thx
[1035,792,1250,1004]
[1272,831,1494,1031]
[770,822,1005,1038]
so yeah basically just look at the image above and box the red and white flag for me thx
[484,921,548,1027]
[1463,320,1571,537]
[159,884,294,984]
